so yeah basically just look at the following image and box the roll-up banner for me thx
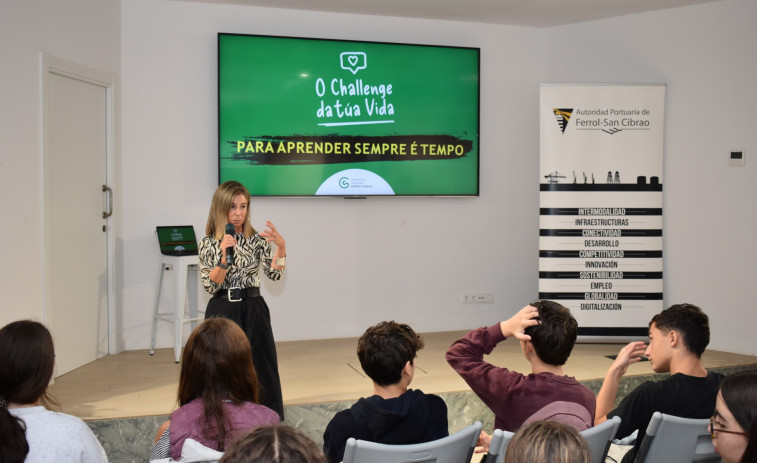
[539,84,666,340]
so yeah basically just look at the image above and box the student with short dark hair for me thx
[446,301,596,450]
[322,321,448,463]
[595,303,724,462]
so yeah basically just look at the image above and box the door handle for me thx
[102,185,113,218]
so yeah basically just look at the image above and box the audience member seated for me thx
[446,300,596,450]
[710,369,757,463]
[322,321,448,463]
[220,425,327,463]
[595,303,723,463]
[504,420,591,463]
[150,318,279,461]
[0,320,108,463]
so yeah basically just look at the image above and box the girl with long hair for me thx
[150,318,279,460]
[0,320,107,463]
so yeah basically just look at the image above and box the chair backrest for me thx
[342,421,482,463]
[634,412,722,463]
[483,429,515,463]
[581,416,621,463]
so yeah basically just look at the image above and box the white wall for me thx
[120,0,544,350]
[0,0,120,327]
[3,0,755,356]
[543,0,757,354]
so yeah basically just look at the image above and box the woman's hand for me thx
[260,220,286,251]
[260,220,286,270]
[209,233,236,284]
[219,233,237,264]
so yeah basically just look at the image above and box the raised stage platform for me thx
[48,330,757,463]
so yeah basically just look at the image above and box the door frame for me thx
[40,52,117,354]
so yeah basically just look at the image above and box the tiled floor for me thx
[48,330,757,420]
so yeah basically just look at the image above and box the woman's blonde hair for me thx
[504,421,592,463]
[206,181,256,239]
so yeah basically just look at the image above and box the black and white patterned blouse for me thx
[199,233,283,294]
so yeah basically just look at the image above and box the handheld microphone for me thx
[225,223,235,266]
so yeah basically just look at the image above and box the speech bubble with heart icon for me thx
[340,52,367,75]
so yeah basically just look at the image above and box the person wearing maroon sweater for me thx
[446,301,596,451]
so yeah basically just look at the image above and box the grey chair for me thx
[342,421,482,463]
[483,428,515,463]
[634,412,722,463]
[581,416,621,463]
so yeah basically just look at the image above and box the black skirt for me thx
[204,293,284,420]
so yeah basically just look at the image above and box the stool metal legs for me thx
[150,257,201,363]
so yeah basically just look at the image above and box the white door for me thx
[42,55,115,376]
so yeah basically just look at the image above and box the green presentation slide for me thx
[219,34,479,196]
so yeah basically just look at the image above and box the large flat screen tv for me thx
[218,33,480,197]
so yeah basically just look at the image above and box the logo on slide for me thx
[316,169,395,195]
[340,52,367,75]
[552,108,573,134]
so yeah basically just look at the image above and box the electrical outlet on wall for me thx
[462,293,494,303]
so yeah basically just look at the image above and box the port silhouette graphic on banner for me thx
[539,84,666,338]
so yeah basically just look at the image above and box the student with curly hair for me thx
[323,321,448,463]
[596,303,724,462]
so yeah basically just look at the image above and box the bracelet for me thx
[218,262,229,270]
[275,257,286,266]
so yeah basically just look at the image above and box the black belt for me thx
[213,286,260,302]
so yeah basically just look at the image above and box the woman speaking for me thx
[200,180,286,419]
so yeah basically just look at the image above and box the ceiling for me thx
[176,0,724,27]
